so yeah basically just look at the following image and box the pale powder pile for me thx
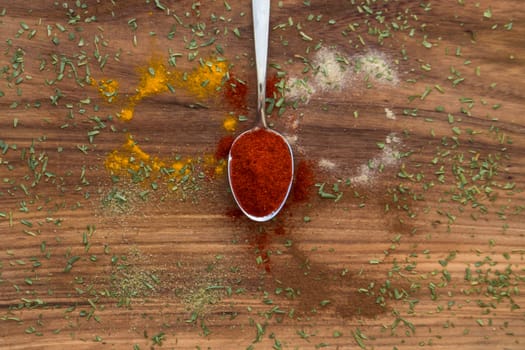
[285,47,350,103]
[285,133,298,146]
[283,48,400,186]
[385,108,396,120]
[352,51,399,86]
[350,133,401,185]
[318,158,336,170]
[312,47,351,91]
[285,47,398,104]
[285,77,316,103]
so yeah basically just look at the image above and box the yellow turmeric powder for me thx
[119,107,135,122]
[203,154,227,178]
[175,58,229,99]
[101,55,234,187]
[222,115,237,132]
[92,79,119,103]
[118,56,175,121]
[135,58,173,99]
[116,56,229,121]
[214,161,227,176]
[105,134,193,183]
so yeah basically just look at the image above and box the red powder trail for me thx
[292,159,315,202]
[266,74,282,99]
[224,73,248,111]
[215,135,234,160]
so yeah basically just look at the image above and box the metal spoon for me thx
[227,0,294,222]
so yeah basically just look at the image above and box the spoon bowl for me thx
[228,127,294,222]
[227,0,294,222]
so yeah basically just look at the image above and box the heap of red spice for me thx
[229,128,292,218]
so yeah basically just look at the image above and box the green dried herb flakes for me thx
[351,328,368,349]
[64,256,81,272]
[315,182,343,201]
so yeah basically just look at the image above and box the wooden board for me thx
[1,1,524,349]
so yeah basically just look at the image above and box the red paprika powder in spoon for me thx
[229,128,292,218]
[227,0,294,221]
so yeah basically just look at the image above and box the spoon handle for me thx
[252,0,270,129]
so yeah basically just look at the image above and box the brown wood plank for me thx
[1,1,524,349]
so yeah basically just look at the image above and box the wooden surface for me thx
[1,1,524,349]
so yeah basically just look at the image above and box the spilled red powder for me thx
[274,225,285,235]
[215,135,234,160]
[292,159,315,202]
[224,74,248,111]
[225,207,243,219]
[266,74,282,98]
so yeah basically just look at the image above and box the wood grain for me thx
[1,1,524,349]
